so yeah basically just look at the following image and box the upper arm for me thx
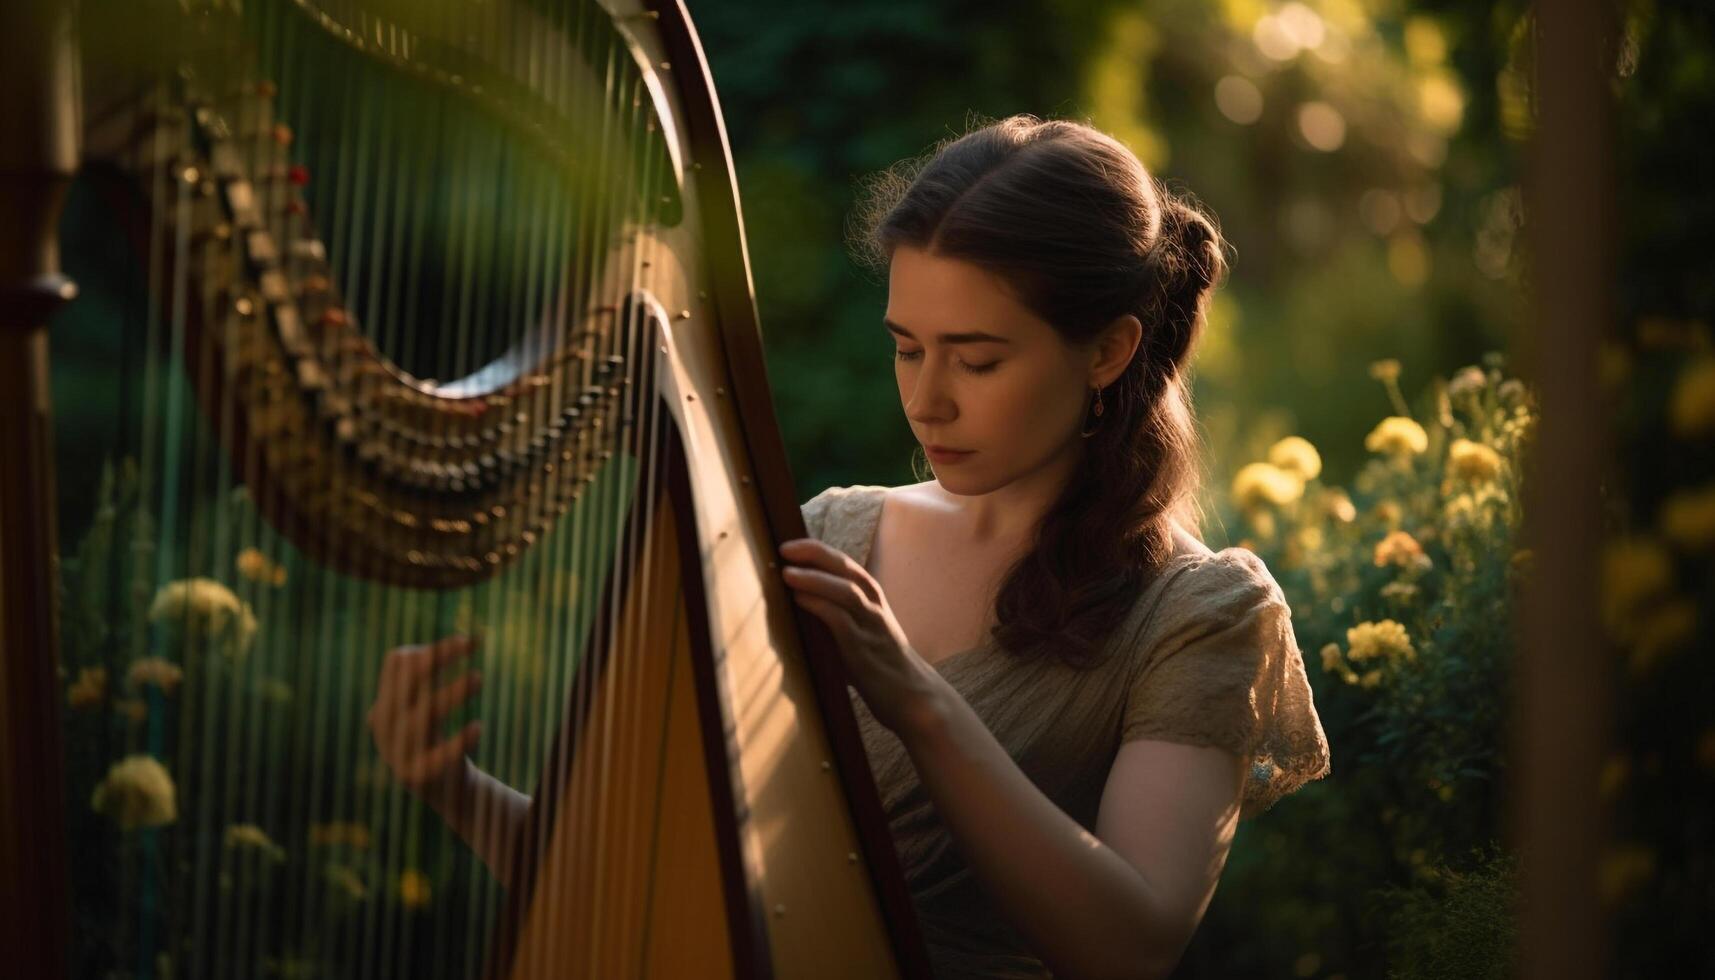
[1095,738,1246,973]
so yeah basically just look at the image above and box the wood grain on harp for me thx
[2,0,933,978]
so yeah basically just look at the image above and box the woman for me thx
[368,114,1331,979]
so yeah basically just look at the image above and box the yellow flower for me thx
[1660,484,1715,550]
[91,755,177,830]
[236,547,287,587]
[1318,642,1346,671]
[1447,438,1504,484]
[1244,511,1277,539]
[68,666,109,709]
[1380,580,1420,604]
[1267,436,1323,482]
[1669,357,1715,438]
[1444,484,1509,532]
[1359,669,1384,688]
[1497,378,1530,408]
[1374,530,1427,569]
[236,548,268,581]
[1368,358,1402,383]
[225,823,286,863]
[1446,365,1487,400]
[1373,499,1404,528]
[1365,417,1429,457]
[114,698,148,724]
[1231,462,1306,510]
[148,578,258,658]
[1346,619,1416,664]
[1600,536,1673,633]
[1322,487,1357,523]
[397,869,432,908]
[126,657,183,695]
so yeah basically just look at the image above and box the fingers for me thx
[780,539,881,605]
[388,634,481,693]
[782,565,874,612]
[428,633,481,669]
[429,670,483,726]
[791,590,855,629]
[404,721,482,786]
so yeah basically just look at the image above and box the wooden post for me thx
[0,1,78,978]
[1513,0,1615,977]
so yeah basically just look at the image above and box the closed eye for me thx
[893,349,999,375]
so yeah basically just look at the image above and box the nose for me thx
[902,353,957,427]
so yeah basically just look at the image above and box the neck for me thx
[937,439,1083,548]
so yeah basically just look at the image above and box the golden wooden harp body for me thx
[0,0,931,977]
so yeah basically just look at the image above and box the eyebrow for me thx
[883,318,1013,345]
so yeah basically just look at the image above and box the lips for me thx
[926,445,972,454]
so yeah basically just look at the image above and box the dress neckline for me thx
[856,485,992,675]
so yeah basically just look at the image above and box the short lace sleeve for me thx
[797,485,884,563]
[1122,548,1331,820]
[800,487,836,542]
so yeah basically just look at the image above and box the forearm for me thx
[900,682,1177,980]
[423,759,531,889]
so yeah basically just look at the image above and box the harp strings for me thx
[82,0,693,974]
[540,0,605,969]
[513,0,587,973]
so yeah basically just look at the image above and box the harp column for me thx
[0,1,77,979]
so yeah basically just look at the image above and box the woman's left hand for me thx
[777,538,948,738]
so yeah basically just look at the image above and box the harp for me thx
[0,0,931,977]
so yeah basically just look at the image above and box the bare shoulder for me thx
[879,481,964,535]
[889,480,960,514]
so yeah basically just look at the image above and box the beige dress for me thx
[800,485,1331,979]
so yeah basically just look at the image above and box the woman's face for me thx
[885,245,1136,495]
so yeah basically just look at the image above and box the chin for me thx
[929,469,991,496]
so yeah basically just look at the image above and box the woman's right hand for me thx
[367,634,484,809]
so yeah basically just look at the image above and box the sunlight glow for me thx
[1215,75,1264,125]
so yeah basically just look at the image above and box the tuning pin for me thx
[256,80,278,99]
[288,165,310,187]
[272,123,293,146]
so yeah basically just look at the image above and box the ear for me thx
[1090,313,1144,387]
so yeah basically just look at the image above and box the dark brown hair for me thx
[848,112,1230,668]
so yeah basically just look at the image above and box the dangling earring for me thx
[1080,384,1106,438]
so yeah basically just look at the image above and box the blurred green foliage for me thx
[693,0,1529,503]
